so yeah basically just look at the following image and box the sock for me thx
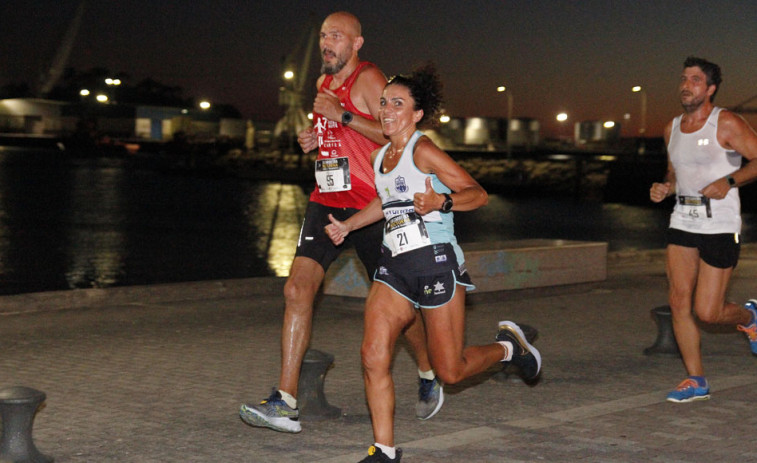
[689,376,707,388]
[375,443,396,459]
[279,390,297,409]
[498,341,513,361]
[418,369,435,380]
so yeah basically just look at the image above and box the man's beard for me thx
[681,92,705,113]
[321,54,347,75]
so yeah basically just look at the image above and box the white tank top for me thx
[668,107,742,234]
[374,131,463,261]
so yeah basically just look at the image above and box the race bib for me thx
[384,212,431,256]
[315,157,351,193]
[678,195,712,219]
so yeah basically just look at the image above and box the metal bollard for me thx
[493,324,539,383]
[0,386,53,463]
[643,305,680,356]
[297,349,341,421]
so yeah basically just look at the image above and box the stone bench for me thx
[323,239,607,298]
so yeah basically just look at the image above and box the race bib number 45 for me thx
[316,157,351,193]
[385,212,431,256]
[678,195,712,219]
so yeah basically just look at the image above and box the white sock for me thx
[498,341,513,361]
[418,369,435,380]
[279,390,297,409]
[375,443,396,459]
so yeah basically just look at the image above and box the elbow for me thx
[478,189,489,208]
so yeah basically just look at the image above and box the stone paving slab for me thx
[1,248,757,462]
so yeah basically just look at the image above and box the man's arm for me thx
[651,120,676,203]
[347,65,389,145]
[702,111,757,199]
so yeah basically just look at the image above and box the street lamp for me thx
[497,85,513,158]
[199,101,211,110]
[556,112,569,144]
[632,85,647,154]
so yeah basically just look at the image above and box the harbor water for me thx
[1,147,753,296]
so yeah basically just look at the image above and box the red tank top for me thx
[309,61,381,209]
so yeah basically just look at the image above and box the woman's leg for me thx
[362,283,416,447]
[421,288,504,385]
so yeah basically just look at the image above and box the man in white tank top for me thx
[650,56,757,403]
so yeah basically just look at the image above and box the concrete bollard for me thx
[493,324,539,383]
[0,386,53,463]
[297,349,341,421]
[643,305,680,356]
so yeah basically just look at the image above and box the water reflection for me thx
[5,148,756,296]
[246,183,308,276]
[65,163,126,288]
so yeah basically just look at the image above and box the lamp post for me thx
[632,86,647,154]
[497,86,513,158]
[556,112,568,144]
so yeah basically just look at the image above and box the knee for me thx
[695,304,721,324]
[361,339,391,376]
[283,277,316,308]
[431,362,464,385]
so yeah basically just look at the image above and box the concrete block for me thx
[323,239,607,298]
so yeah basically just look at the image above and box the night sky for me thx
[3,0,757,138]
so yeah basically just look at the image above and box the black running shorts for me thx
[295,201,383,275]
[374,242,474,308]
[667,228,740,269]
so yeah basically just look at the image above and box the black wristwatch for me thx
[440,193,453,213]
[726,174,736,188]
[341,111,354,126]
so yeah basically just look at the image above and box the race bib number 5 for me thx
[315,157,351,193]
[385,212,431,256]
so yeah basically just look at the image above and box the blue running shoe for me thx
[737,299,757,354]
[496,320,542,380]
[239,390,301,433]
[415,377,444,420]
[666,377,710,403]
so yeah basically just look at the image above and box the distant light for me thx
[105,78,121,86]
[199,101,211,110]
[604,121,615,128]
[623,113,631,120]
[632,86,642,93]
[496,86,506,93]
[96,94,108,103]
[181,109,188,114]
[556,112,568,122]
[307,112,313,120]
[440,114,451,123]
[284,70,295,80]
[79,89,90,96]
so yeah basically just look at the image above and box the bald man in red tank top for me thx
[240,11,440,436]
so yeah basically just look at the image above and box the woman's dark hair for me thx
[386,62,444,128]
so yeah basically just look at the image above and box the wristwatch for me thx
[440,193,453,213]
[341,111,354,126]
[726,174,736,188]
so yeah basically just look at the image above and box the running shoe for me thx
[415,377,444,420]
[666,377,710,403]
[357,446,402,462]
[496,320,542,380]
[239,390,301,433]
[737,299,757,354]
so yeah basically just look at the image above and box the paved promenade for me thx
[2,248,757,462]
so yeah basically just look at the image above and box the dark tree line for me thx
[1,67,241,118]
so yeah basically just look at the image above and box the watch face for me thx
[442,196,453,212]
